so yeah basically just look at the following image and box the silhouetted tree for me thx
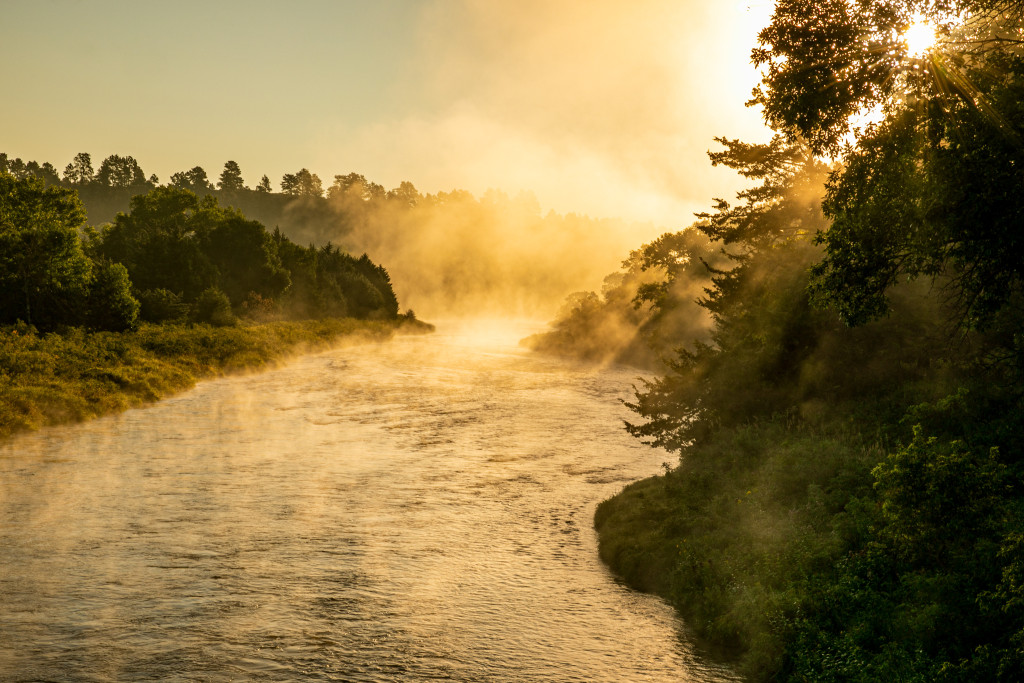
[387,180,420,206]
[218,160,245,191]
[62,152,94,185]
[6,157,28,179]
[170,166,214,193]
[328,172,384,201]
[95,155,148,189]
[21,161,59,186]
[281,168,323,197]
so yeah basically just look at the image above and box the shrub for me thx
[137,288,188,323]
[190,287,235,327]
[86,261,139,331]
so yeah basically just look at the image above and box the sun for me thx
[903,17,938,57]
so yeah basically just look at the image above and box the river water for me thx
[0,321,735,682]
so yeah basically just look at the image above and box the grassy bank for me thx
[0,318,428,440]
[595,419,884,679]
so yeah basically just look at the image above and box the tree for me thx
[696,135,830,251]
[217,160,245,192]
[328,172,384,201]
[95,186,290,306]
[190,286,235,326]
[0,173,93,329]
[96,187,218,300]
[95,154,148,189]
[202,214,290,303]
[387,180,420,206]
[6,157,28,179]
[136,288,187,323]
[281,168,323,197]
[751,0,1019,154]
[41,162,60,185]
[86,260,139,331]
[62,152,94,185]
[256,174,272,193]
[812,75,1024,329]
[169,166,213,193]
[753,0,1024,331]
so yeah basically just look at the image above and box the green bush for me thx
[190,287,235,327]
[86,261,139,331]
[137,288,188,323]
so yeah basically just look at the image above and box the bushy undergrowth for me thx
[0,318,395,440]
[595,419,882,678]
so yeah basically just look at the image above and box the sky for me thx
[2,0,775,229]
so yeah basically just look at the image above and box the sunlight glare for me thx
[903,17,938,57]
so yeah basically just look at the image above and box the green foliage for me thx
[755,1,1024,331]
[86,260,140,332]
[593,71,1024,680]
[97,186,219,300]
[95,187,288,307]
[813,60,1024,328]
[137,288,188,323]
[596,419,882,679]
[272,237,399,321]
[92,186,395,322]
[190,287,235,327]
[0,173,92,330]
[751,0,1021,154]
[203,213,290,304]
[783,415,1024,682]
[697,135,831,249]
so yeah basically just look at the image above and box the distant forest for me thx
[0,154,404,332]
[0,151,418,243]
[0,152,658,318]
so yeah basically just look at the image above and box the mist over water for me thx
[0,321,735,682]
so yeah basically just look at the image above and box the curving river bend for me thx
[0,321,736,682]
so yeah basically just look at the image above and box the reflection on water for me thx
[0,320,736,682]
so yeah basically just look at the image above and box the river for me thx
[0,320,736,682]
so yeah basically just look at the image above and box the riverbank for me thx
[0,317,433,440]
[594,418,884,680]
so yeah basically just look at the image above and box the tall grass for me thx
[0,319,399,439]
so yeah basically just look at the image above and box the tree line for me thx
[3,150,654,319]
[0,151,419,201]
[0,171,401,333]
[0,151,427,240]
